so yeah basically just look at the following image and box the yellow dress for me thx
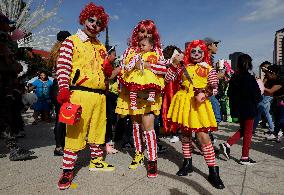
[116,49,163,116]
[120,51,164,92]
[167,63,217,132]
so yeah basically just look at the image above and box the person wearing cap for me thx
[48,30,71,157]
[263,65,284,142]
[55,3,115,190]
[204,37,221,151]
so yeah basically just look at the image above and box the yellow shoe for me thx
[89,157,115,172]
[128,152,144,170]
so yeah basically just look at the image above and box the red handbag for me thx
[59,102,82,125]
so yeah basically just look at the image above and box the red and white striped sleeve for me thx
[165,65,180,82]
[56,38,74,90]
[208,68,218,88]
[149,48,168,75]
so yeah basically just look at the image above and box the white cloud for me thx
[110,15,119,20]
[240,0,284,22]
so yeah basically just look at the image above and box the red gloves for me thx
[102,59,113,78]
[57,88,70,104]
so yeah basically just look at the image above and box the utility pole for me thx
[105,26,109,49]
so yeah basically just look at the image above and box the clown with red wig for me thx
[116,20,168,178]
[56,2,115,190]
[165,40,225,189]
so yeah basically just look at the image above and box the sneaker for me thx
[58,170,74,190]
[147,160,158,178]
[157,144,167,154]
[278,131,283,138]
[54,148,64,156]
[128,151,144,169]
[9,147,35,161]
[89,157,115,171]
[147,97,155,102]
[130,105,137,110]
[0,153,7,158]
[266,134,277,140]
[239,158,256,165]
[219,143,230,160]
[169,136,179,143]
[106,142,118,154]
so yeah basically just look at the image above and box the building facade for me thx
[273,28,284,65]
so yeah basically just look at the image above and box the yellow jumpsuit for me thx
[64,35,107,152]
[167,64,217,132]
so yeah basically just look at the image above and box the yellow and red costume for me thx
[57,29,109,151]
[166,62,218,132]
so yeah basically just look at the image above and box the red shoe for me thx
[147,160,158,178]
[58,170,74,190]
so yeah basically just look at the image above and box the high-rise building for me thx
[273,28,284,65]
[229,52,243,70]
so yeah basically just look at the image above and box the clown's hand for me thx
[102,58,113,78]
[57,88,70,104]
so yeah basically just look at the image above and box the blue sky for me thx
[43,0,284,73]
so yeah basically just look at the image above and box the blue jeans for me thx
[253,95,274,132]
[209,96,222,123]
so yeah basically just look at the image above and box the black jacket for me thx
[228,72,262,120]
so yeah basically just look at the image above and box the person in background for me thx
[105,46,119,154]
[31,70,53,125]
[219,54,261,165]
[252,61,275,138]
[204,37,221,152]
[49,30,71,156]
[263,65,284,142]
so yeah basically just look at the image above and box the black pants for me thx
[105,93,118,143]
[53,100,66,148]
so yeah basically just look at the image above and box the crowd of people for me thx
[1,2,284,192]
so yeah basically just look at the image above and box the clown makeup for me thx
[83,15,102,37]
[138,27,153,40]
[190,46,204,63]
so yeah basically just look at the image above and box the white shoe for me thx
[266,134,276,140]
[147,97,155,102]
[170,136,179,143]
[130,106,137,110]
[278,131,283,138]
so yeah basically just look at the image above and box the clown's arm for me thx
[124,53,141,72]
[165,65,182,83]
[56,38,74,104]
[208,69,219,95]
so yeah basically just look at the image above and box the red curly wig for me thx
[79,2,109,31]
[183,40,211,65]
[129,20,161,49]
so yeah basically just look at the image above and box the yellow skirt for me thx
[167,89,217,132]
[115,87,162,116]
[120,69,165,92]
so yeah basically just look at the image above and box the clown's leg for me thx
[197,131,225,189]
[130,91,138,110]
[89,144,115,171]
[176,131,193,176]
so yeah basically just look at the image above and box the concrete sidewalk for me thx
[0,111,283,195]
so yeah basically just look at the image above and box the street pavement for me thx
[0,110,284,195]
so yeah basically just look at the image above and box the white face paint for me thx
[83,15,102,37]
[190,46,204,63]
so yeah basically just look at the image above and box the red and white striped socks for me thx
[201,143,216,166]
[62,150,78,170]
[89,144,103,159]
[130,91,137,109]
[133,123,142,152]
[144,129,157,161]
[181,138,193,159]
